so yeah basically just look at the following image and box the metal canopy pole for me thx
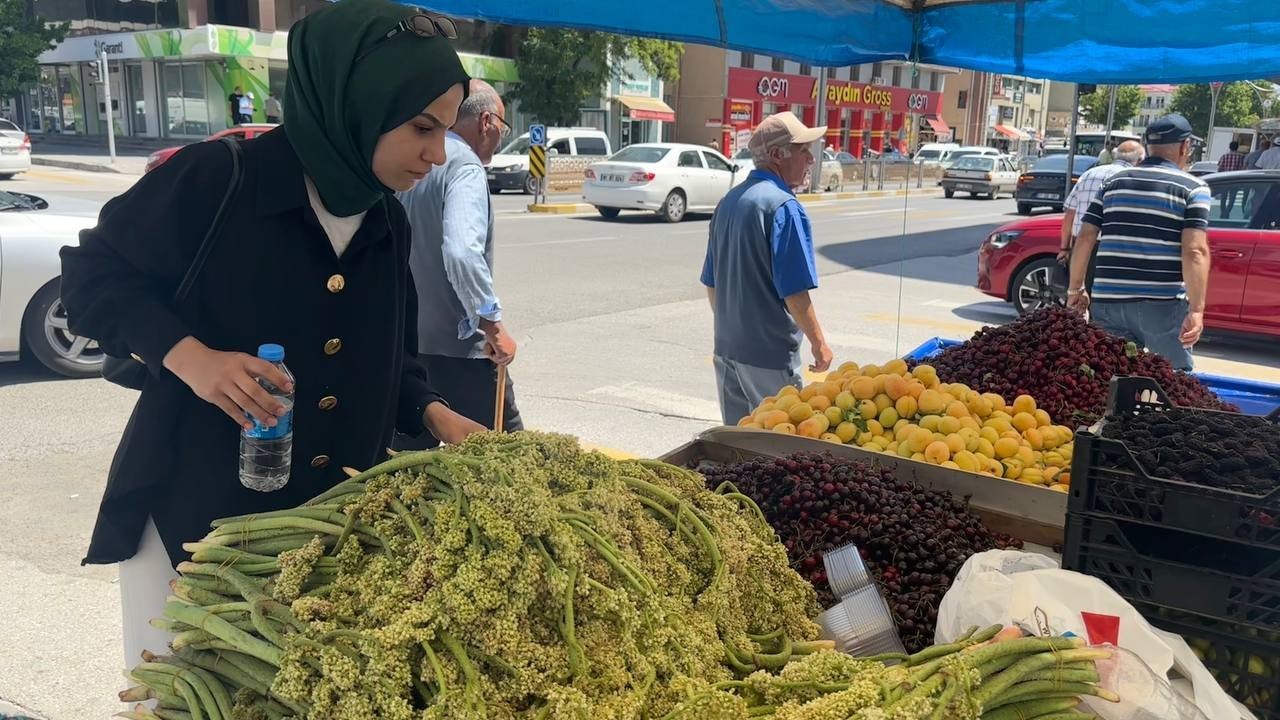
[1065,84,1080,201]
[810,70,829,193]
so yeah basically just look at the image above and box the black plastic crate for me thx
[1063,513,1280,633]
[1138,602,1280,720]
[1068,376,1280,550]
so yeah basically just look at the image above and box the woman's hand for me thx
[423,402,486,444]
[163,336,294,431]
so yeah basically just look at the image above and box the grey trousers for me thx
[1091,298,1194,371]
[714,355,801,426]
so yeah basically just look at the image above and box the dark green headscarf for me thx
[284,0,470,216]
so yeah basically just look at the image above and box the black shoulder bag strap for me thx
[102,136,246,390]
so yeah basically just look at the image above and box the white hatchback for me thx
[583,143,746,222]
[0,119,32,178]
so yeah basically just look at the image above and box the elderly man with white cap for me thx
[700,111,833,426]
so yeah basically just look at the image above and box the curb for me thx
[32,157,130,174]
[528,203,594,214]
[0,698,45,720]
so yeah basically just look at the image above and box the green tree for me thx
[1169,82,1268,136]
[511,28,681,127]
[0,0,67,99]
[1078,85,1143,130]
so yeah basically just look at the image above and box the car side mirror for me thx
[732,164,740,173]
[548,147,560,156]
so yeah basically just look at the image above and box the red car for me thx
[978,170,1280,339]
[145,124,278,174]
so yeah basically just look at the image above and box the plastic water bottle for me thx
[239,343,295,492]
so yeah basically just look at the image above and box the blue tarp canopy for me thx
[417,0,1280,84]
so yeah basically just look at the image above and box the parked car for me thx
[977,170,1280,340]
[584,143,745,222]
[914,142,960,165]
[488,127,612,194]
[731,147,843,191]
[1014,154,1098,215]
[939,145,1003,171]
[941,155,1020,199]
[145,124,278,174]
[0,119,32,179]
[0,189,101,377]
[1189,160,1219,177]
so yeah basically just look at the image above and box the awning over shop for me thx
[418,0,1280,83]
[924,115,950,137]
[991,124,1027,141]
[618,95,676,123]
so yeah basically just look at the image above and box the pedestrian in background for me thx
[396,79,521,448]
[265,92,283,124]
[239,92,256,124]
[60,0,483,669]
[1244,137,1270,169]
[1097,140,1116,165]
[1255,137,1280,169]
[1059,140,1145,267]
[1067,114,1211,371]
[1216,140,1247,172]
[228,85,244,126]
[709,138,720,151]
[701,111,833,426]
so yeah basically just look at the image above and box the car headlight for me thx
[987,230,1023,249]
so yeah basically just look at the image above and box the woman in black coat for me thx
[59,0,484,667]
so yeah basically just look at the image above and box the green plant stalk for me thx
[928,678,961,720]
[154,708,194,720]
[963,636,1082,669]
[334,449,444,486]
[149,656,234,720]
[632,494,704,549]
[565,518,653,595]
[210,507,350,528]
[390,497,426,543]
[164,601,283,667]
[562,566,586,679]
[749,634,793,670]
[137,661,224,720]
[439,630,486,715]
[974,648,1112,708]
[422,642,449,694]
[887,672,945,712]
[136,666,208,720]
[622,476,724,585]
[975,653,1025,679]
[993,680,1118,707]
[171,579,234,606]
[173,647,269,696]
[1018,667,1101,685]
[980,697,1081,720]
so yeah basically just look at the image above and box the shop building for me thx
[19,0,519,141]
[575,58,675,149]
[673,45,953,158]
[1132,84,1176,134]
[939,69,1051,152]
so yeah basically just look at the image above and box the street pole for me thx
[810,70,828,193]
[1065,84,1080,202]
[1103,85,1117,145]
[1019,76,1029,155]
[98,48,117,165]
[1207,82,1222,149]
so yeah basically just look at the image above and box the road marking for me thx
[506,235,617,248]
[21,169,96,185]
[920,298,965,310]
[863,312,982,334]
[838,208,909,218]
[587,383,722,422]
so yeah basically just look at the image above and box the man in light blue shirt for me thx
[397,79,521,445]
[702,112,833,426]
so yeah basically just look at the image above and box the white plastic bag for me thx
[935,549,1253,720]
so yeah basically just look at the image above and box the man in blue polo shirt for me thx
[701,112,834,425]
[1067,113,1212,370]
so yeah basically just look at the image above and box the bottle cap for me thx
[257,343,285,362]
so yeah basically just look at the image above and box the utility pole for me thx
[1207,81,1223,144]
[1103,85,1117,144]
[97,47,117,165]
[1065,83,1080,202]
[810,70,828,193]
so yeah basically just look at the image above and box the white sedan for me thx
[0,119,32,179]
[732,147,844,191]
[0,188,100,377]
[583,143,746,222]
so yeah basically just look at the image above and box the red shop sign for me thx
[728,68,941,115]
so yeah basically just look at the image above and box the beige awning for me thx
[618,95,676,122]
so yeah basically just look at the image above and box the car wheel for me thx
[1017,203,1032,215]
[1011,258,1065,315]
[523,172,538,195]
[596,206,621,219]
[986,190,997,200]
[944,188,955,198]
[659,189,687,223]
[21,279,104,378]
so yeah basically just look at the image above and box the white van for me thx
[914,142,960,166]
[487,127,613,194]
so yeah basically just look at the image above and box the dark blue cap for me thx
[1145,113,1194,144]
[257,343,285,362]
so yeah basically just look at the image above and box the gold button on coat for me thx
[318,396,338,411]
[326,274,345,293]
[323,338,342,355]
[310,455,330,468]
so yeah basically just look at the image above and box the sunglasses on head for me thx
[354,13,457,64]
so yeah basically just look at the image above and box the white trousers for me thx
[118,517,179,669]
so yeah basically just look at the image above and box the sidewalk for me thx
[528,185,944,214]
[30,148,149,175]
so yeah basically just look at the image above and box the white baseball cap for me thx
[749,111,827,154]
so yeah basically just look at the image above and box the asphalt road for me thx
[2,167,1278,720]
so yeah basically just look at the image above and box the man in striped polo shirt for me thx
[1066,113,1212,371]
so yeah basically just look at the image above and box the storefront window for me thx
[162,62,211,137]
[36,0,179,34]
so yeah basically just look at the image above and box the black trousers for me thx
[393,354,523,451]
